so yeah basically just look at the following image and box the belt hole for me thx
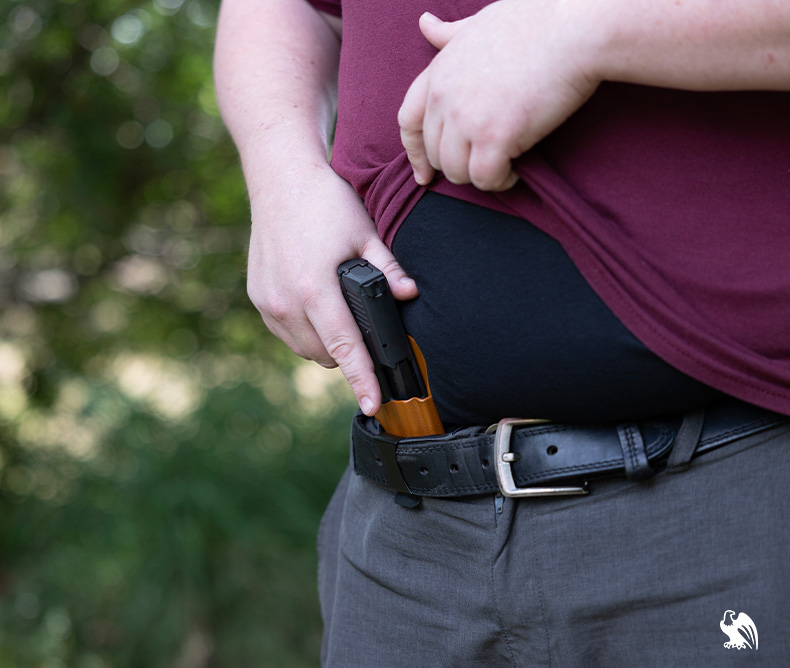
[419,467,429,476]
[481,458,490,469]
[546,445,558,456]
[450,464,459,473]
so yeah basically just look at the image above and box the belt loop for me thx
[616,423,654,481]
[665,409,706,473]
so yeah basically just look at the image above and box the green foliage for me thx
[0,0,353,665]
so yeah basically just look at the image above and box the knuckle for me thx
[441,159,470,185]
[323,332,357,365]
[247,275,291,320]
[470,170,501,192]
[362,253,401,281]
[294,334,336,368]
[444,171,467,186]
[373,256,401,276]
[445,104,468,129]
[469,151,510,192]
[259,291,292,323]
[426,81,448,105]
[469,167,493,190]
[401,133,422,159]
[282,331,335,368]
[470,120,505,146]
[296,278,323,311]
[488,172,519,192]
[397,106,417,130]
[470,175,499,192]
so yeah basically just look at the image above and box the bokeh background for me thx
[0,0,355,665]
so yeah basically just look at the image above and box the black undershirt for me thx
[392,192,724,429]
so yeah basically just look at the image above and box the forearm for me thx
[214,0,419,415]
[586,0,790,90]
[214,0,341,201]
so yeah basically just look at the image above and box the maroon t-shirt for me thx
[310,0,790,414]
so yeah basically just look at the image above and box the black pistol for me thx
[337,258,427,403]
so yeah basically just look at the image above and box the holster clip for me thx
[370,432,422,508]
[371,431,411,494]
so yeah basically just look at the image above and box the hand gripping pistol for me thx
[338,258,443,438]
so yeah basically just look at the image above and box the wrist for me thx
[548,0,613,88]
[240,125,336,203]
[574,0,656,85]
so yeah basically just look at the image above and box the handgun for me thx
[338,258,426,402]
[338,258,443,437]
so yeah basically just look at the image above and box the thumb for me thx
[362,241,420,302]
[418,12,467,50]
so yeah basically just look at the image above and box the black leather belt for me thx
[350,399,787,499]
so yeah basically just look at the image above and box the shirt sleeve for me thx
[306,0,341,18]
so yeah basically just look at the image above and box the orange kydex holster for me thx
[374,336,444,438]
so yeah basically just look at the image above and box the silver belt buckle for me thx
[489,418,589,498]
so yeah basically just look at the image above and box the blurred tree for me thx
[0,0,353,665]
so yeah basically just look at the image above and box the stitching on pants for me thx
[531,508,554,668]
[490,499,519,668]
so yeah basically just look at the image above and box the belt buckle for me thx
[489,418,590,498]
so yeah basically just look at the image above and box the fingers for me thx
[439,126,471,185]
[362,243,420,301]
[418,12,468,50]
[400,80,516,190]
[400,72,472,187]
[304,288,382,415]
[259,278,382,416]
[400,12,519,191]
[468,144,520,191]
[303,245,418,416]
[398,72,434,186]
[401,13,469,186]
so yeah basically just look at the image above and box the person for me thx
[214,0,790,665]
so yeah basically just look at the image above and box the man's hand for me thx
[398,0,599,191]
[247,167,418,416]
[216,0,419,416]
[398,0,790,191]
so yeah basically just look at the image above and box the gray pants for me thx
[318,422,790,667]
